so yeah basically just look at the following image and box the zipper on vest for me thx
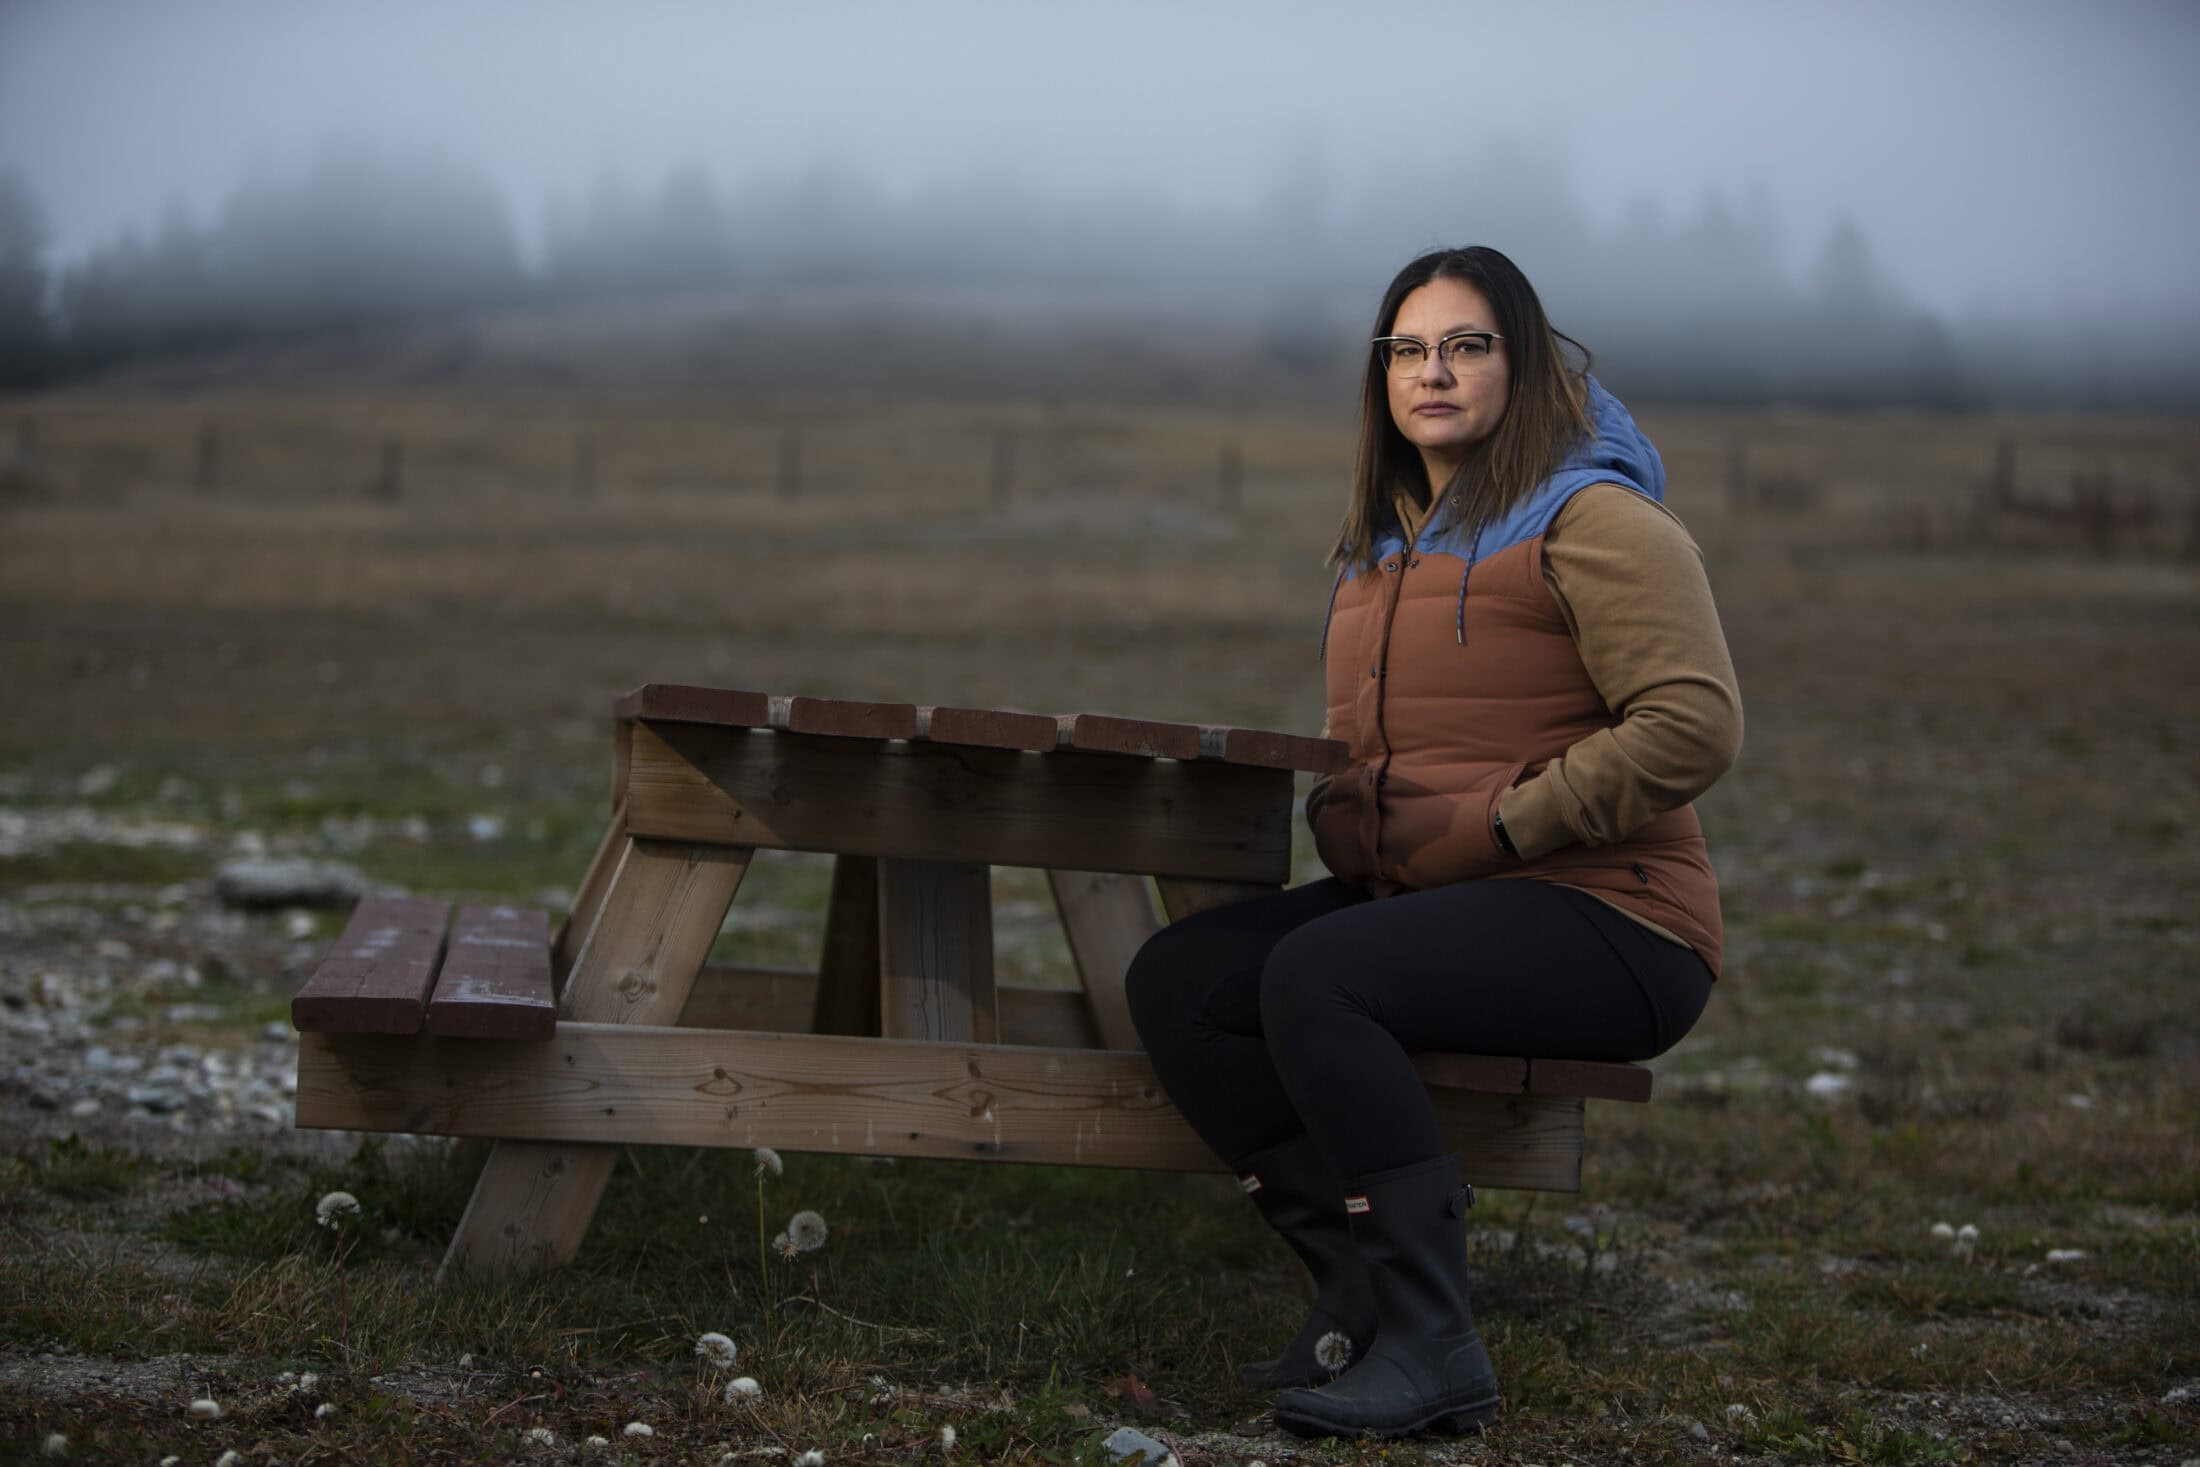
[1368,553,1409,870]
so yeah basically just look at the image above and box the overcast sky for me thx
[3,0,2196,324]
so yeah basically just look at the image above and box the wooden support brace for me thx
[1045,869,1159,1050]
[299,1024,1589,1190]
[437,838,750,1278]
[809,853,882,1036]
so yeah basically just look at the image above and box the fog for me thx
[2,0,2196,406]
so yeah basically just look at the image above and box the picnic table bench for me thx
[291,684,1652,1278]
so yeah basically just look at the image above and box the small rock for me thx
[214,857,368,910]
[1101,1426,1178,1467]
[1803,1071,1852,1100]
[465,813,505,842]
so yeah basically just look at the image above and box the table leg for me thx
[1045,870,1159,1051]
[1153,877,1282,923]
[877,858,996,1042]
[809,853,882,1036]
[439,836,751,1279]
[551,800,627,988]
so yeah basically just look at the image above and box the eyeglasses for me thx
[1373,331,1504,377]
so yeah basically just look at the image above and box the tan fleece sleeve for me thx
[1496,483,1743,859]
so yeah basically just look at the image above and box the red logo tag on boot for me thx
[1344,1194,1371,1215]
[1238,1173,1263,1194]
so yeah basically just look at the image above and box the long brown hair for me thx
[1333,246,1592,571]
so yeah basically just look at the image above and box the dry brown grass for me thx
[2,385,2197,1463]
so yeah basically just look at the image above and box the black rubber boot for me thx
[1273,1155,1499,1439]
[1231,1133,1376,1389]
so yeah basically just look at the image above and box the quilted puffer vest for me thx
[1312,379,1723,974]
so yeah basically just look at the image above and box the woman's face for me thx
[1385,276,1510,482]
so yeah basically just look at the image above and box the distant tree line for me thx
[0,142,2192,411]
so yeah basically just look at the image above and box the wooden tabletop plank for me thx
[427,904,555,1041]
[1058,712,1204,761]
[613,685,1342,773]
[616,684,771,728]
[786,696,920,740]
[922,706,1060,752]
[1211,726,1352,775]
[627,720,1293,884]
[291,894,451,1035]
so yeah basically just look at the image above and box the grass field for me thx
[1,384,2196,1464]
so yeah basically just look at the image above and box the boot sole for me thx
[1275,1393,1498,1440]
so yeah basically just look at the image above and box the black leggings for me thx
[1124,877,1713,1181]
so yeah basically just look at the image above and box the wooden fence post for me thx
[373,437,404,502]
[778,430,802,500]
[990,430,1015,508]
[195,422,220,495]
[1989,435,2015,509]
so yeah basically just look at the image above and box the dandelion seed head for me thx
[188,1397,223,1420]
[40,1432,66,1459]
[585,1436,610,1448]
[696,1331,739,1368]
[725,1376,762,1401]
[1928,1221,1955,1240]
[755,1147,783,1177]
[1956,1223,1979,1242]
[797,1450,827,1467]
[216,1453,242,1467]
[939,1424,957,1450]
[1724,1403,1755,1423]
[1313,1330,1353,1371]
[788,1209,828,1252]
[773,1230,799,1260]
[2045,1248,2088,1264]
[527,1426,556,1445]
[160,1457,180,1467]
[316,1401,337,1420]
[624,1421,655,1438]
[298,1371,320,1393]
[315,1190,361,1228]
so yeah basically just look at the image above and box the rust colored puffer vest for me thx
[1312,379,1723,975]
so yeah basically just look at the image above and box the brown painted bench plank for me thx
[292,895,451,1035]
[427,905,556,1040]
[1528,1057,1654,1103]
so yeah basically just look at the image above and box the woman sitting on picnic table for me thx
[1126,245,1741,1440]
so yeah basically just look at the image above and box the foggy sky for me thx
[3,0,2197,326]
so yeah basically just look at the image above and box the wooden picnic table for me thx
[293,684,1648,1278]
